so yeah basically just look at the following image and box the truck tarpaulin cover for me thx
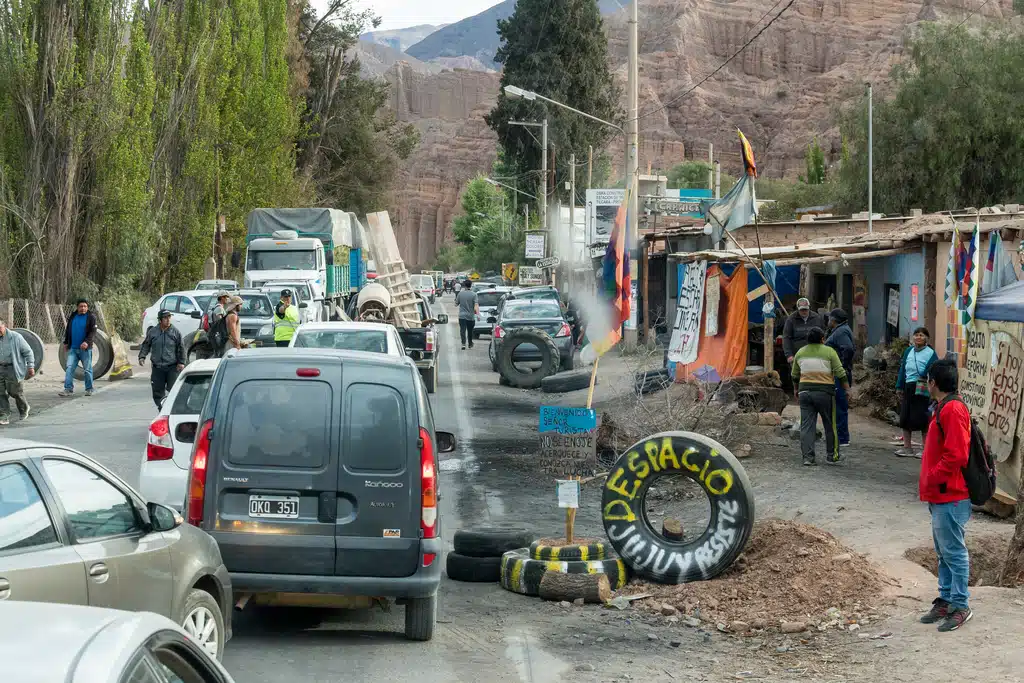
[246,208,354,247]
[671,264,749,382]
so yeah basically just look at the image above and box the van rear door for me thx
[209,358,340,576]
[334,361,420,577]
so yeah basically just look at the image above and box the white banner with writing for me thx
[668,261,708,364]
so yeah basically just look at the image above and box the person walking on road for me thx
[826,308,856,447]
[791,327,849,465]
[59,299,98,398]
[783,297,825,364]
[273,289,300,348]
[0,318,35,425]
[138,309,185,409]
[456,280,479,350]
[896,327,938,457]
[918,359,973,632]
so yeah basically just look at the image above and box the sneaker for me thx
[85,390,94,397]
[0,416,8,426]
[839,439,851,446]
[920,598,950,624]
[827,452,844,464]
[461,344,466,350]
[469,343,474,349]
[58,390,73,398]
[937,607,973,632]
[894,447,916,457]
[802,458,817,466]
[19,404,30,421]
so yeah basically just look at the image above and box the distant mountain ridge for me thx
[406,0,624,68]
[361,24,447,53]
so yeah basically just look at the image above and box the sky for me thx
[344,0,503,32]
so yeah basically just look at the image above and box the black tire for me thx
[13,329,44,378]
[499,548,629,596]
[529,538,608,561]
[498,374,511,387]
[454,526,536,558]
[491,359,499,373]
[633,368,672,396]
[601,431,755,584]
[180,588,225,660]
[559,353,575,372]
[59,330,113,381]
[404,593,436,641]
[445,552,503,582]
[473,331,481,340]
[422,363,437,394]
[497,326,559,389]
[541,369,594,394]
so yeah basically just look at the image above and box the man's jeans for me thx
[459,318,475,346]
[930,500,971,610]
[64,347,93,392]
[834,378,850,444]
[799,389,839,463]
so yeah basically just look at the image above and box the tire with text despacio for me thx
[601,431,755,584]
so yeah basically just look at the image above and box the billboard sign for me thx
[585,189,625,251]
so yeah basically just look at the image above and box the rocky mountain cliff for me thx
[386,0,1016,266]
[361,24,446,52]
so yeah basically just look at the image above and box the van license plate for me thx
[248,495,299,519]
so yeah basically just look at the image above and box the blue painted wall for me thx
[861,248,926,344]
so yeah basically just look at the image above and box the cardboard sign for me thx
[705,274,721,336]
[960,326,990,416]
[538,407,598,477]
[557,480,581,509]
[986,331,1024,463]
[667,261,708,364]
[746,283,770,302]
[887,288,900,327]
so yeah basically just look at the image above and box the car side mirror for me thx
[299,302,308,309]
[436,313,449,325]
[435,431,456,453]
[190,311,202,319]
[147,502,182,532]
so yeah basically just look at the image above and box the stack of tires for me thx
[498,537,630,601]
[446,526,537,583]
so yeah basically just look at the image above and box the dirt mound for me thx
[621,519,891,628]
[905,534,1017,587]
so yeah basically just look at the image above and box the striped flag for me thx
[590,189,632,357]
[982,230,1018,294]
[960,224,980,327]
[943,224,960,309]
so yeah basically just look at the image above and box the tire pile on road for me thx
[446,526,537,583]
[496,326,594,394]
[498,538,630,603]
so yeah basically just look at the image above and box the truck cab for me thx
[244,232,326,301]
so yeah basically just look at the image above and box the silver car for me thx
[0,601,236,682]
[0,437,232,659]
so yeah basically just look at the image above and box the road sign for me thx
[525,233,546,259]
[502,262,519,282]
[469,271,481,281]
[536,256,560,269]
[518,266,543,286]
[643,196,703,215]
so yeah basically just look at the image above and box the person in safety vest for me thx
[273,289,300,347]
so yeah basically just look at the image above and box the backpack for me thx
[208,314,229,351]
[935,395,997,505]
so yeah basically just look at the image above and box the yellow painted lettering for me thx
[658,437,680,470]
[705,469,734,496]
[606,468,631,497]
[679,447,700,473]
[627,450,650,479]
[603,499,636,522]
[699,459,709,482]
[644,441,663,472]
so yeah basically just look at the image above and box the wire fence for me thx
[0,299,112,344]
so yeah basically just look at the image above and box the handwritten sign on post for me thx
[986,332,1024,463]
[538,407,598,477]
[667,260,708,364]
[960,326,990,416]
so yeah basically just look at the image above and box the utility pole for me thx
[541,118,549,234]
[569,152,576,282]
[587,145,594,189]
[707,143,714,191]
[715,160,721,199]
[624,0,639,349]
[867,83,874,234]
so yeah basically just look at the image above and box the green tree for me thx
[835,24,1024,215]
[666,161,737,192]
[804,137,826,185]
[485,0,621,210]
[449,175,526,272]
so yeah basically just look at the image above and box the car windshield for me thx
[515,289,559,302]
[477,292,504,308]
[247,249,316,271]
[293,330,389,353]
[264,286,307,304]
[503,301,561,320]
[411,275,433,289]
[239,295,273,318]
[193,295,213,311]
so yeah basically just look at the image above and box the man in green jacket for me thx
[273,289,300,347]
[792,327,850,465]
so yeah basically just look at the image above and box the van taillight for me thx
[425,329,435,353]
[419,427,437,539]
[187,420,214,526]
[146,416,174,461]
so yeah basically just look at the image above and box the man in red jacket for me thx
[918,359,973,632]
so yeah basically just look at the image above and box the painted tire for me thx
[499,547,629,597]
[601,431,755,584]
[529,538,608,562]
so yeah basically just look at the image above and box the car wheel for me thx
[404,593,436,641]
[181,588,225,660]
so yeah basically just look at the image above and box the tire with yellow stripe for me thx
[499,548,629,597]
[529,538,607,562]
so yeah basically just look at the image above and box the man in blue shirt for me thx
[60,299,98,397]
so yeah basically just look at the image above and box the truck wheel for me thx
[422,364,437,394]
[404,593,436,641]
[497,326,559,389]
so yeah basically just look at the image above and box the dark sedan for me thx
[488,299,574,373]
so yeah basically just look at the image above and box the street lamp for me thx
[485,178,537,200]
[504,85,624,137]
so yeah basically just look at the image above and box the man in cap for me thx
[783,297,825,365]
[210,290,232,325]
[826,308,856,446]
[0,317,35,425]
[273,289,300,347]
[138,309,186,409]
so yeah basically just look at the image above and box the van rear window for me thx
[225,380,331,468]
[344,383,406,472]
[170,373,213,415]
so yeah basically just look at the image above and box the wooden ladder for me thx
[365,213,422,327]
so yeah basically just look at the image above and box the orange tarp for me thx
[674,264,749,381]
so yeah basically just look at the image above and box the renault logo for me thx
[365,481,404,488]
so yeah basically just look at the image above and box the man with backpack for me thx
[918,359,976,632]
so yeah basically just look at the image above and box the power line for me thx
[637,0,798,122]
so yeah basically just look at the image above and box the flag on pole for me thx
[704,129,758,243]
[739,129,757,178]
[943,224,960,309]
[982,230,1018,294]
[960,224,980,327]
[590,189,631,357]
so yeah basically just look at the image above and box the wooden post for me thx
[44,304,58,344]
[641,241,650,346]
[4,299,12,327]
[763,293,775,373]
[23,299,29,332]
